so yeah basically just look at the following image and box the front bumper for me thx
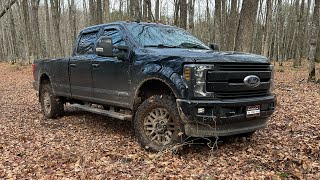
[176,95,276,137]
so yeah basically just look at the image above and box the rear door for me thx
[91,26,131,108]
[70,30,99,101]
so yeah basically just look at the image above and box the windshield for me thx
[126,23,210,50]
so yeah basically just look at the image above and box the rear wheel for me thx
[40,83,64,118]
[134,95,185,152]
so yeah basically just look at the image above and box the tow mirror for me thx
[96,36,130,61]
[96,36,113,57]
[209,43,220,51]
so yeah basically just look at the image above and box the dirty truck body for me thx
[32,22,276,151]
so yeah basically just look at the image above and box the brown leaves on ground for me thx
[0,62,319,179]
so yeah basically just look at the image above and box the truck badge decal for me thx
[244,75,260,88]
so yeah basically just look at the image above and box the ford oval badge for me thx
[244,75,260,88]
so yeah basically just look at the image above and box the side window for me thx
[77,31,98,55]
[103,28,126,46]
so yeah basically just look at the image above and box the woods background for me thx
[0,0,320,81]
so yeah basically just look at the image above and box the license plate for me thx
[246,105,260,117]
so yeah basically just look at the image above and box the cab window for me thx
[77,31,98,55]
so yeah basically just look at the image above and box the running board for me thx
[69,104,132,121]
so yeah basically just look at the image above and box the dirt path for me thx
[0,62,319,179]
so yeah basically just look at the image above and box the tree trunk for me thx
[294,0,305,67]
[308,0,319,82]
[188,0,195,33]
[155,0,159,21]
[9,5,17,63]
[235,0,259,53]
[31,0,44,59]
[22,0,33,62]
[103,0,109,22]
[89,0,96,25]
[0,0,17,19]
[50,0,64,57]
[174,0,180,26]
[68,0,77,53]
[97,0,102,24]
[226,0,238,51]
[146,0,152,21]
[263,0,273,57]
[44,0,51,58]
[214,0,222,46]
[315,28,320,63]
[179,0,187,29]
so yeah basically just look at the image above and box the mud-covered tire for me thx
[134,95,185,152]
[40,83,64,118]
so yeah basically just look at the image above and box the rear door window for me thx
[77,31,98,55]
[103,28,126,46]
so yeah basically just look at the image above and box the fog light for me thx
[197,108,205,114]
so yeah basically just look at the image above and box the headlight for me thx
[183,64,215,97]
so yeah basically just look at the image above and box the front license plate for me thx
[246,105,260,117]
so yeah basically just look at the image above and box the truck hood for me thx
[139,48,269,64]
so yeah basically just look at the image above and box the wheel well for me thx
[135,79,175,109]
[38,74,50,101]
[40,74,50,85]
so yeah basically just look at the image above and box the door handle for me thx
[92,64,99,68]
[70,63,77,67]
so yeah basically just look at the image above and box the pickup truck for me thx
[33,22,276,152]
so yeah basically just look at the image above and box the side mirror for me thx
[96,36,113,57]
[209,43,220,51]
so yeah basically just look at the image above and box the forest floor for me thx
[0,62,319,179]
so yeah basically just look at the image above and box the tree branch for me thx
[0,0,17,19]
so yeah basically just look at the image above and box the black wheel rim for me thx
[143,108,176,145]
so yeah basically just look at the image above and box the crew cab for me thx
[32,22,276,152]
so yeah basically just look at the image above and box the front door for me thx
[92,27,131,108]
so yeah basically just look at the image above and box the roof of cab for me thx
[81,21,174,33]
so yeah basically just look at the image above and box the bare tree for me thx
[44,0,51,58]
[0,0,17,19]
[294,0,305,67]
[308,0,320,82]
[21,0,33,62]
[97,0,103,24]
[180,0,187,29]
[50,0,64,56]
[188,0,195,33]
[103,0,110,22]
[30,0,44,58]
[155,0,160,21]
[235,0,259,53]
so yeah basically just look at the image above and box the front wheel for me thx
[40,83,64,118]
[134,95,185,152]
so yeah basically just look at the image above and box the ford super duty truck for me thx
[32,22,276,152]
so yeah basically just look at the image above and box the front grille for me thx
[216,63,270,71]
[215,90,269,99]
[206,63,271,99]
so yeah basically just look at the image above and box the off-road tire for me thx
[134,95,185,152]
[40,83,64,118]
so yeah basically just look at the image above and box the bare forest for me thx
[0,0,320,81]
[1,0,320,179]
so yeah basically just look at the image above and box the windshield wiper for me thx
[178,42,208,50]
[144,44,181,48]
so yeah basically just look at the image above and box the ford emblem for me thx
[244,75,260,88]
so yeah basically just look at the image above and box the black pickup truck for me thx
[33,22,276,152]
